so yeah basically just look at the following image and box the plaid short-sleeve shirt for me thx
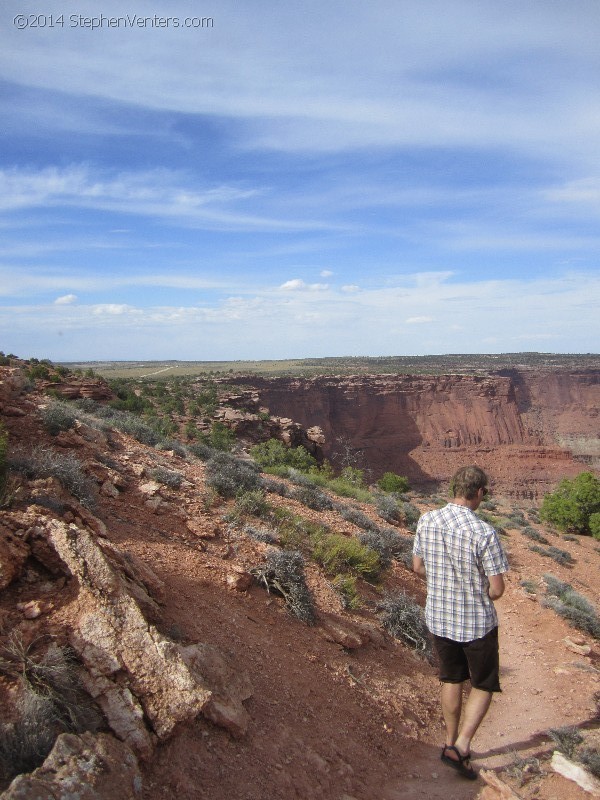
[413,503,509,642]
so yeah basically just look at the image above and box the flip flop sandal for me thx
[440,745,477,780]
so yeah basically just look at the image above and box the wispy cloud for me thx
[1,1,599,165]
[0,165,339,232]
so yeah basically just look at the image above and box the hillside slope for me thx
[1,364,599,800]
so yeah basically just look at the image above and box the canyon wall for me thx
[233,370,599,498]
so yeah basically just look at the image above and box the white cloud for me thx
[92,304,138,316]
[54,294,77,305]
[320,270,334,277]
[341,285,360,293]
[405,316,434,324]
[2,270,596,360]
[279,279,328,292]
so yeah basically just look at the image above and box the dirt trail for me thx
[378,569,600,800]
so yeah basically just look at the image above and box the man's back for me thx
[413,503,508,642]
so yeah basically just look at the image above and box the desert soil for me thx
[102,459,600,800]
[2,396,600,800]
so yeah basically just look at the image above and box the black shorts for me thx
[432,626,501,692]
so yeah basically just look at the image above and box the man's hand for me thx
[412,555,426,578]
[488,573,505,600]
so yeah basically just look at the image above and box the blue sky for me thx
[1,0,599,360]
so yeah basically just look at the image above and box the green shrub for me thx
[540,472,600,535]
[338,504,379,531]
[377,472,409,493]
[269,508,327,550]
[234,489,269,518]
[579,747,600,778]
[198,421,235,452]
[188,441,217,461]
[548,726,583,758]
[507,510,527,528]
[251,550,316,624]
[9,446,96,509]
[325,477,372,503]
[358,528,412,569]
[590,512,600,540]
[40,401,77,436]
[375,494,402,524]
[263,477,291,497]
[529,544,574,566]
[205,453,262,498]
[543,574,600,638]
[480,498,498,511]
[155,439,188,458]
[311,532,380,581]
[27,364,51,380]
[522,526,549,544]
[146,466,183,489]
[331,574,361,610]
[520,579,538,594]
[244,525,278,544]
[339,466,365,487]
[378,592,432,659]
[250,438,317,472]
[291,484,334,511]
[110,412,161,446]
[401,501,421,531]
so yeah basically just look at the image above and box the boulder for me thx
[0,732,141,800]
[43,519,251,757]
[0,528,30,590]
[0,367,27,407]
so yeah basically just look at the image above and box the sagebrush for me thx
[251,550,316,624]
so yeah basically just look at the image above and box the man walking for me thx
[412,465,509,780]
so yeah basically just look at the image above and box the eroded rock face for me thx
[39,381,114,401]
[0,368,28,409]
[42,519,251,758]
[0,732,142,800]
[0,529,29,590]
[239,370,599,493]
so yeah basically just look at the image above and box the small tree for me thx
[377,472,410,493]
[540,472,600,535]
[250,438,317,472]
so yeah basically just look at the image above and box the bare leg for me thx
[454,687,493,755]
[440,681,464,746]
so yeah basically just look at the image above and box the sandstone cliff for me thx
[232,370,599,497]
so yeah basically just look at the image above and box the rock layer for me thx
[237,369,599,494]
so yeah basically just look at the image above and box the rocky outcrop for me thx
[39,381,114,402]
[232,370,599,493]
[0,368,32,417]
[41,519,251,757]
[1,732,142,800]
[216,405,324,460]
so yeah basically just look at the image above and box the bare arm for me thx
[412,555,426,578]
[488,573,505,600]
